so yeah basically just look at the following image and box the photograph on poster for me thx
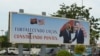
[9,12,89,45]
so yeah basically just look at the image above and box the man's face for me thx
[66,24,70,30]
[74,26,78,31]
[76,23,80,29]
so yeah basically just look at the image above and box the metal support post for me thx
[18,44,23,56]
[18,9,24,56]
[40,12,46,56]
[29,33,32,56]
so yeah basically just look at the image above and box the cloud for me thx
[0,0,100,35]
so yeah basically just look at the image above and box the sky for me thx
[0,0,100,36]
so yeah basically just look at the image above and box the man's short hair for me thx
[75,21,80,26]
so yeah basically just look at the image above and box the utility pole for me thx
[29,33,32,56]
[40,12,46,56]
[18,9,24,56]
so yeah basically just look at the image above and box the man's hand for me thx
[69,40,72,43]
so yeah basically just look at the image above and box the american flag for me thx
[38,19,45,25]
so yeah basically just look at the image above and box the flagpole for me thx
[82,0,83,7]
[82,0,83,14]
[81,0,84,20]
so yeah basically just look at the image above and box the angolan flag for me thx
[30,18,44,25]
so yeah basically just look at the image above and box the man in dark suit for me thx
[72,22,84,44]
[59,23,71,43]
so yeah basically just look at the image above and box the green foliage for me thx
[51,3,91,19]
[51,3,100,45]
[56,50,71,56]
[89,16,100,45]
[74,45,85,54]
[0,36,5,42]
[0,35,11,48]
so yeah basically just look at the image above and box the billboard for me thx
[9,12,90,45]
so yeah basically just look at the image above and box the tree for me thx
[56,50,71,56]
[0,36,5,49]
[90,16,100,45]
[74,44,85,55]
[0,35,11,48]
[51,3,100,45]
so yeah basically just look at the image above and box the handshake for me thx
[69,40,73,43]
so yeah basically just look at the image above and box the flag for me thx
[60,20,74,32]
[30,18,37,24]
[38,19,44,25]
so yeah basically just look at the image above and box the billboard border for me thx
[8,12,90,45]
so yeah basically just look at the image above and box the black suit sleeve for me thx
[59,31,63,37]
